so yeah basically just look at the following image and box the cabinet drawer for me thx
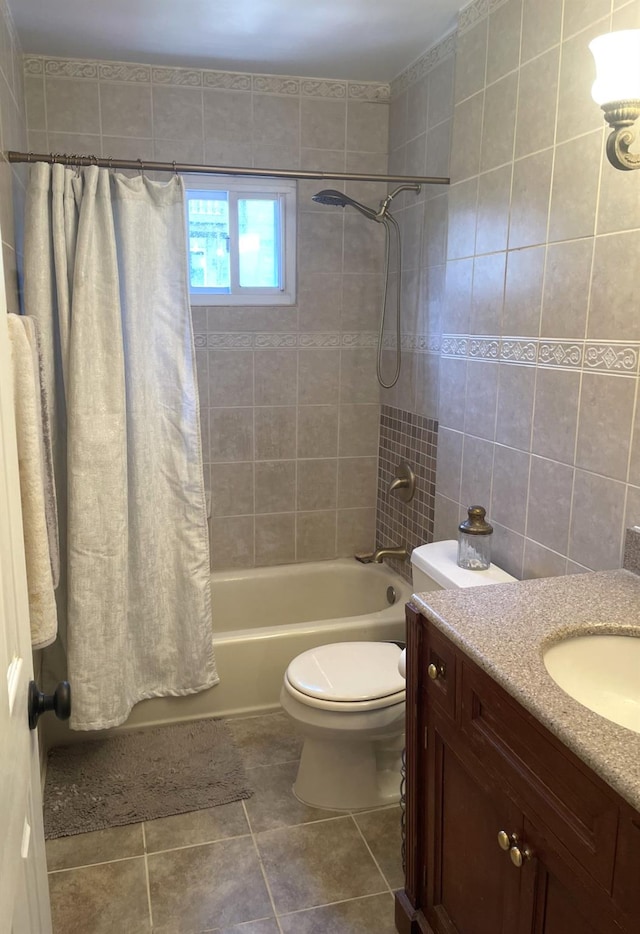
[460,660,618,891]
[425,625,456,719]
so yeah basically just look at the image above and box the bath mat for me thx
[43,718,252,839]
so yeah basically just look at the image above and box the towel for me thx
[20,315,60,588]
[7,314,58,649]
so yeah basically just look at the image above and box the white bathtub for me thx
[45,558,411,747]
[119,558,411,729]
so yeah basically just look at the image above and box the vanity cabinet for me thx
[395,604,640,934]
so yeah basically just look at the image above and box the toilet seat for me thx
[284,642,405,712]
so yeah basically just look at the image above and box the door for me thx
[0,270,52,931]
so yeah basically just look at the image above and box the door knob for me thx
[28,680,71,730]
[509,844,532,868]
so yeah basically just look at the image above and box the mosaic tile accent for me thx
[390,30,456,98]
[623,527,640,576]
[441,335,640,376]
[376,406,438,583]
[23,56,390,102]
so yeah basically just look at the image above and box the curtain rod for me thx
[6,151,449,186]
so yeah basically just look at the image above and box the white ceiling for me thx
[10,0,461,82]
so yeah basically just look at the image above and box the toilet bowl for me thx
[281,540,516,810]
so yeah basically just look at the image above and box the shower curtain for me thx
[23,163,218,730]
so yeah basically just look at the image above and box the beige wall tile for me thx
[210,408,253,462]
[45,77,100,134]
[460,434,494,508]
[209,351,253,406]
[556,21,607,145]
[407,75,428,138]
[563,0,611,39]
[336,507,376,555]
[444,257,473,333]
[298,211,343,275]
[211,462,254,517]
[343,215,386,274]
[210,516,254,569]
[526,456,573,554]
[509,149,553,249]
[298,272,341,331]
[435,427,463,502]
[490,444,530,532]
[475,164,511,255]
[301,99,346,151]
[447,178,479,260]
[337,456,377,508]
[450,93,483,182]
[515,47,560,160]
[255,460,296,514]
[152,86,203,141]
[575,374,635,481]
[298,348,340,405]
[470,252,506,335]
[203,89,252,148]
[522,540,568,579]
[338,404,379,457]
[297,459,338,511]
[486,0,522,85]
[438,358,467,431]
[480,73,518,172]
[428,56,455,129]
[254,407,297,460]
[588,231,640,341]
[569,470,626,569]
[339,348,379,404]
[100,83,152,138]
[426,118,451,177]
[490,522,525,578]
[341,274,383,330]
[433,493,461,542]
[253,95,300,151]
[296,511,337,561]
[495,365,535,450]
[541,239,593,339]
[255,513,295,566]
[254,350,297,406]
[297,405,339,458]
[521,0,561,62]
[548,131,601,243]
[24,74,45,129]
[531,368,581,465]
[503,246,545,337]
[346,101,388,153]
[463,360,498,441]
[455,19,488,103]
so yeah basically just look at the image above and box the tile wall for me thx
[391,0,640,579]
[24,56,392,568]
[0,0,26,310]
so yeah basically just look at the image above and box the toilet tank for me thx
[411,540,516,592]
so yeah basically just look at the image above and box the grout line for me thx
[350,813,396,896]
[141,822,154,931]
[48,851,146,874]
[244,800,285,933]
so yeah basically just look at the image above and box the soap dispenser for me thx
[457,505,493,570]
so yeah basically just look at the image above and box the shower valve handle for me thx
[28,680,71,730]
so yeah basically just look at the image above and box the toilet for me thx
[280,540,516,810]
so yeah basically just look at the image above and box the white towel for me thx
[7,314,58,649]
[20,315,60,589]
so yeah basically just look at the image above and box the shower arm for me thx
[376,183,422,220]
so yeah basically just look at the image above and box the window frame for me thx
[184,174,297,306]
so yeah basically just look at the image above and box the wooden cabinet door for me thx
[425,717,535,934]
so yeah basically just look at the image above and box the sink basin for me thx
[543,634,640,734]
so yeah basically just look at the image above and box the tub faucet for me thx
[355,546,409,564]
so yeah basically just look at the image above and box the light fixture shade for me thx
[589,30,640,105]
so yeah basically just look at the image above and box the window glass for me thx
[238,198,278,288]
[187,191,230,291]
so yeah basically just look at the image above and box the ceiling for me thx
[10,0,460,82]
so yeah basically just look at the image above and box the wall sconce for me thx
[589,30,640,171]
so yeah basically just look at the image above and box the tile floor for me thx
[46,712,403,933]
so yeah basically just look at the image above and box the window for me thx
[184,175,296,305]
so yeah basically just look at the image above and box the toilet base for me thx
[292,733,403,811]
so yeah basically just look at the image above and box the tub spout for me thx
[355,546,409,564]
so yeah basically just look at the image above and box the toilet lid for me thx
[285,642,405,703]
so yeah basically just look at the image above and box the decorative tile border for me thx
[390,30,456,98]
[24,55,390,102]
[441,334,640,375]
[458,0,510,34]
[193,331,442,351]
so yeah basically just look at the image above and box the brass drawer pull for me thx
[428,661,446,681]
[497,830,513,851]
[509,844,532,868]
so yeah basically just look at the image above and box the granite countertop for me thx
[411,568,640,812]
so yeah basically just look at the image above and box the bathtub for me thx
[118,558,411,730]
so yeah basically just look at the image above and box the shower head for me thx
[312,189,380,221]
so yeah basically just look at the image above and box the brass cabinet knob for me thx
[428,661,445,681]
[497,830,512,851]
[509,845,532,868]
